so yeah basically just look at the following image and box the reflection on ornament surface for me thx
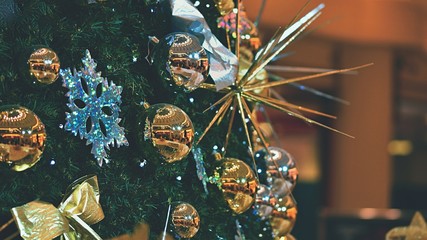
[153,32,209,92]
[265,147,298,196]
[217,5,262,52]
[172,202,200,238]
[144,104,194,163]
[216,158,258,214]
[0,106,46,171]
[28,48,60,84]
[271,196,298,238]
[255,184,274,219]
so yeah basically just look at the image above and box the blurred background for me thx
[244,0,427,239]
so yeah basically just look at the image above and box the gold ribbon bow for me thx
[11,175,104,240]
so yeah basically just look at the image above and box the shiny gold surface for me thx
[28,48,60,84]
[214,0,234,16]
[172,203,200,238]
[11,201,69,240]
[168,33,209,91]
[0,106,46,171]
[144,104,194,163]
[11,175,104,240]
[270,196,297,238]
[217,158,258,214]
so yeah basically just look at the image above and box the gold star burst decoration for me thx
[196,3,372,158]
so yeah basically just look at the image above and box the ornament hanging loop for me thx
[145,36,160,65]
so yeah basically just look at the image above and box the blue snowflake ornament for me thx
[60,50,128,166]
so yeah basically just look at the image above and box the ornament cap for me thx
[141,101,151,109]
[149,36,159,44]
[213,152,222,161]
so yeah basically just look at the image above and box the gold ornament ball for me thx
[28,48,60,84]
[172,202,200,238]
[214,0,235,16]
[270,195,298,238]
[152,33,210,92]
[216,157,258,214]
[0,106,46,171]
[142,103,194,163]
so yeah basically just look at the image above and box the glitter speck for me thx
[139,159,147,168]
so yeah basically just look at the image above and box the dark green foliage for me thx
[0,0,271,239]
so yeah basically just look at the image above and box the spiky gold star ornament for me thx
[197,3,372,160]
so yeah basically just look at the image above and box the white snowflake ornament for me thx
[60,50,128,166]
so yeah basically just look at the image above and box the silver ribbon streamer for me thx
[170,0,238,90]
[192,147,209,194]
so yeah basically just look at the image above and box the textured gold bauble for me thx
[216,157,258,214]
[152,33,210,92]
[143,103,194,163]
[28,48,60,84]
[270,196,298,238]
[0,106,46,171]
[172,202,200,238]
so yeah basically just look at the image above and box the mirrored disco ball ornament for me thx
[141,103,194,163]
[152,32,210,92]
[28,48,60,84]
[0,106,46,171]
[172,202,200,238]
[215,157,258,214]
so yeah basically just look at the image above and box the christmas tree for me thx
[0,0,367,239]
